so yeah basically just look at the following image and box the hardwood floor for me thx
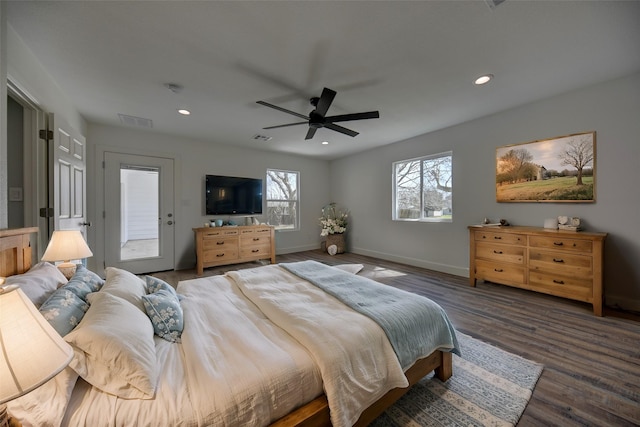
[151,250,640,426]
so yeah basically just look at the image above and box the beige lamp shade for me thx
[41,230,93,279]
[0,286,73,404]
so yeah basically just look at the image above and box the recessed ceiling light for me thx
[177,109,191,116]
[322,141,329,145]
[474,74,494,85]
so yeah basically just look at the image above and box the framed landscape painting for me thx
[496,131,596,203]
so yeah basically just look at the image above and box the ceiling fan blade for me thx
[325,111,380,123]
[256,100,309,120]
[305,127,318,140]
[325,123,359,137]
[263,121,308,130]
[315,87,336,117]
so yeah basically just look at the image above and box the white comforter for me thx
[227,265,409,427]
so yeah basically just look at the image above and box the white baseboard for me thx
[350,247,469,278]
[275,243,320,255]
[605,294,640,313]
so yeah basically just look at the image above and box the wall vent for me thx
[252,134,273,142]
[484,0,507,10]
[118,113,153,128]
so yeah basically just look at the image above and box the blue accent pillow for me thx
[145,276,177,296]
[70,264,105,296]
[141,289,183,343]
[39,288,90,337]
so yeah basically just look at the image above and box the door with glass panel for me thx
[104,152,174,274]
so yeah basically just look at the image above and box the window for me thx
[393,151,452,222]
[266,169,299,230]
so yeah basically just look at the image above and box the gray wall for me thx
[87,124,330,272]
[330,72,640,312]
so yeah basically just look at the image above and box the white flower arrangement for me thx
[319,203,348,236]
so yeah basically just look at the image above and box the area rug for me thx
[371,332,544,427]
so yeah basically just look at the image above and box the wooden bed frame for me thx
[0,227,453,426]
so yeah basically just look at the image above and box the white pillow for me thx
[102,267,147,312]
[3,262,68,307]
[333,264,364,275]
[64,291,158,399]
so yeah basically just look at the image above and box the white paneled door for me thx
[50,114,88,236]
[104,152,175,274]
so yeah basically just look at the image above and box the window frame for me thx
[266,168,300,231]
[392,151,453,223]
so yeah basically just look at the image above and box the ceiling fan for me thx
[256,87,380,140]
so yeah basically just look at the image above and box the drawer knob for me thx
[553,242,564,246]
[494,268,504,272]
[553,279,565,284]
[493,250,503,254]
[217,241,224,245]
[253,238,260,241]
[553,258,564,263]
[494,236,502,240]
[252,249,259,253]
[216,253,225,257]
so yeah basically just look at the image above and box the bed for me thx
[1,227,458,427]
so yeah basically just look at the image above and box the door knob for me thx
[80,221,92,227]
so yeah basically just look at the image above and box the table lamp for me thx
[0,286,74,427]
[41,230,93,279]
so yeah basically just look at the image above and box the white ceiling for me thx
[6,1,640,160]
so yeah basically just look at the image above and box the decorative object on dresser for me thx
[193,225,275,275]
[468,225,607,316]
[41,230,93,279]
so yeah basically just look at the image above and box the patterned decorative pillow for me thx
[39,288,90,337]
[141,288,183,343]
[145,276,176,296]
[70,264,105,295]
[63,265,103,302]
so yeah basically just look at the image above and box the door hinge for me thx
[39,207,54,218]
[102,160,105,169]
[39,129,53,141]
[102,211,106,219]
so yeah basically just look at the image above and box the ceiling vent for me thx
[252,134,273,142]
[485,0,507,10]
[118,113,153,129]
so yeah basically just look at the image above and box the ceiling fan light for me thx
[474,74,494,85]
[178,109,191,116]
[322,141,329,145]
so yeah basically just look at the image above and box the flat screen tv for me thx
[205,175,263,215]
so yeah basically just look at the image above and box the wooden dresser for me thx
[193,225,276,275]
[468,225,607,316]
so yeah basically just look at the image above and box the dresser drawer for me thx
[528,270,592,301]
[239,227,272,236]
[529,235,592,253]
[240,235,271,248]
[475,260,525,285]
[239,244,271,259]
[529,250,592,278]
[203,237,237,251]
[476,242,525,264]
[474,230,526,246]
[203,248,239,263]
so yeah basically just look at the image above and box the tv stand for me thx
[193,225,275,275]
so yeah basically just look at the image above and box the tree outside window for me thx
[266,169,299,230]
[393,152,452,222]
